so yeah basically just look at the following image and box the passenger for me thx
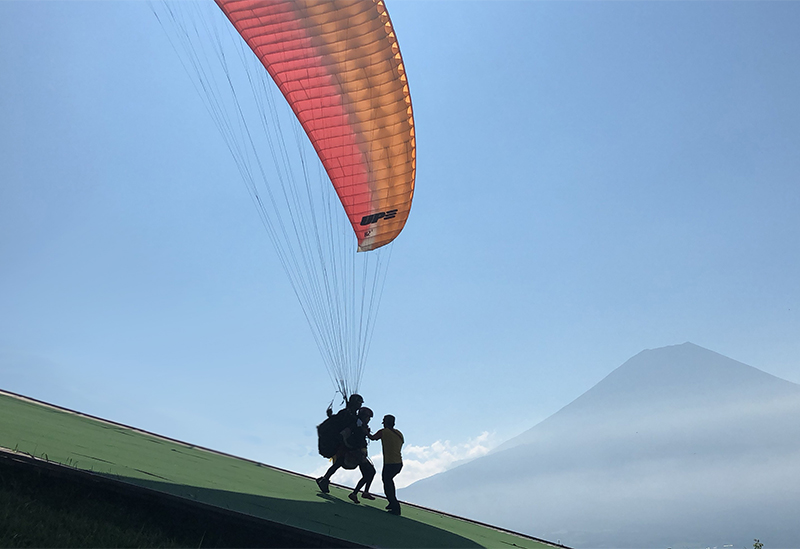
[347,407,377,503]
[369,414,404,515]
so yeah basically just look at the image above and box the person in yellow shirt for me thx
[369,414,404,515]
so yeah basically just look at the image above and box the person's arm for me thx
[368,428,382,441]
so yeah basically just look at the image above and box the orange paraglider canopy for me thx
[215,0,416,251]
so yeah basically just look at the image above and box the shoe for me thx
[388,507,401,516]
[348,492,360,504]
[316,477,330,494]
[362,493,375,500]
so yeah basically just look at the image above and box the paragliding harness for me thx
[317,396,370,469]
[317,407,349,459]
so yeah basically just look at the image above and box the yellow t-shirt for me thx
[377,428,404,464]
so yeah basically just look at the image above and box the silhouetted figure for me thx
[369,414,404,515]
[346,407,376,503]
[316,393,363,494]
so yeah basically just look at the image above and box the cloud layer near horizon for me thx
[307,431,496,494]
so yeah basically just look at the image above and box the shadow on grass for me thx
[112,475,482,548]
[0,455,324,548]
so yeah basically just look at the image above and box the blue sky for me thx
[2,0,800,487]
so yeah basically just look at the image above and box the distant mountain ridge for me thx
[493,342,800,455]
[401,343,800,549]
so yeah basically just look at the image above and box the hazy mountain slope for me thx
[401,343,800,549]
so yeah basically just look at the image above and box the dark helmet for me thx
[348,393,364,408]
[357,407,373,421]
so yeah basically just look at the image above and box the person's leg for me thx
[349,475,365,503]
[316,449,345,493]
[361,461,376,498]
[323,460,342,480]
[350,458,376,501]
[382,463,403,512]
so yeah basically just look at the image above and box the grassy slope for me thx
[0,455,314,548]
[0,391,557,549]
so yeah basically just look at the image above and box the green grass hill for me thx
[0,390,562,548]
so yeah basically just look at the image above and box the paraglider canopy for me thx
[153,0,416,398]
[215,0,416,252]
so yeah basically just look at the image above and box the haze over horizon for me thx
[402,342,800,549]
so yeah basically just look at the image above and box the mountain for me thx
[400,343,800,549]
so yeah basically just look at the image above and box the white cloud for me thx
[306,431,497,495]
[400,431,495,488]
